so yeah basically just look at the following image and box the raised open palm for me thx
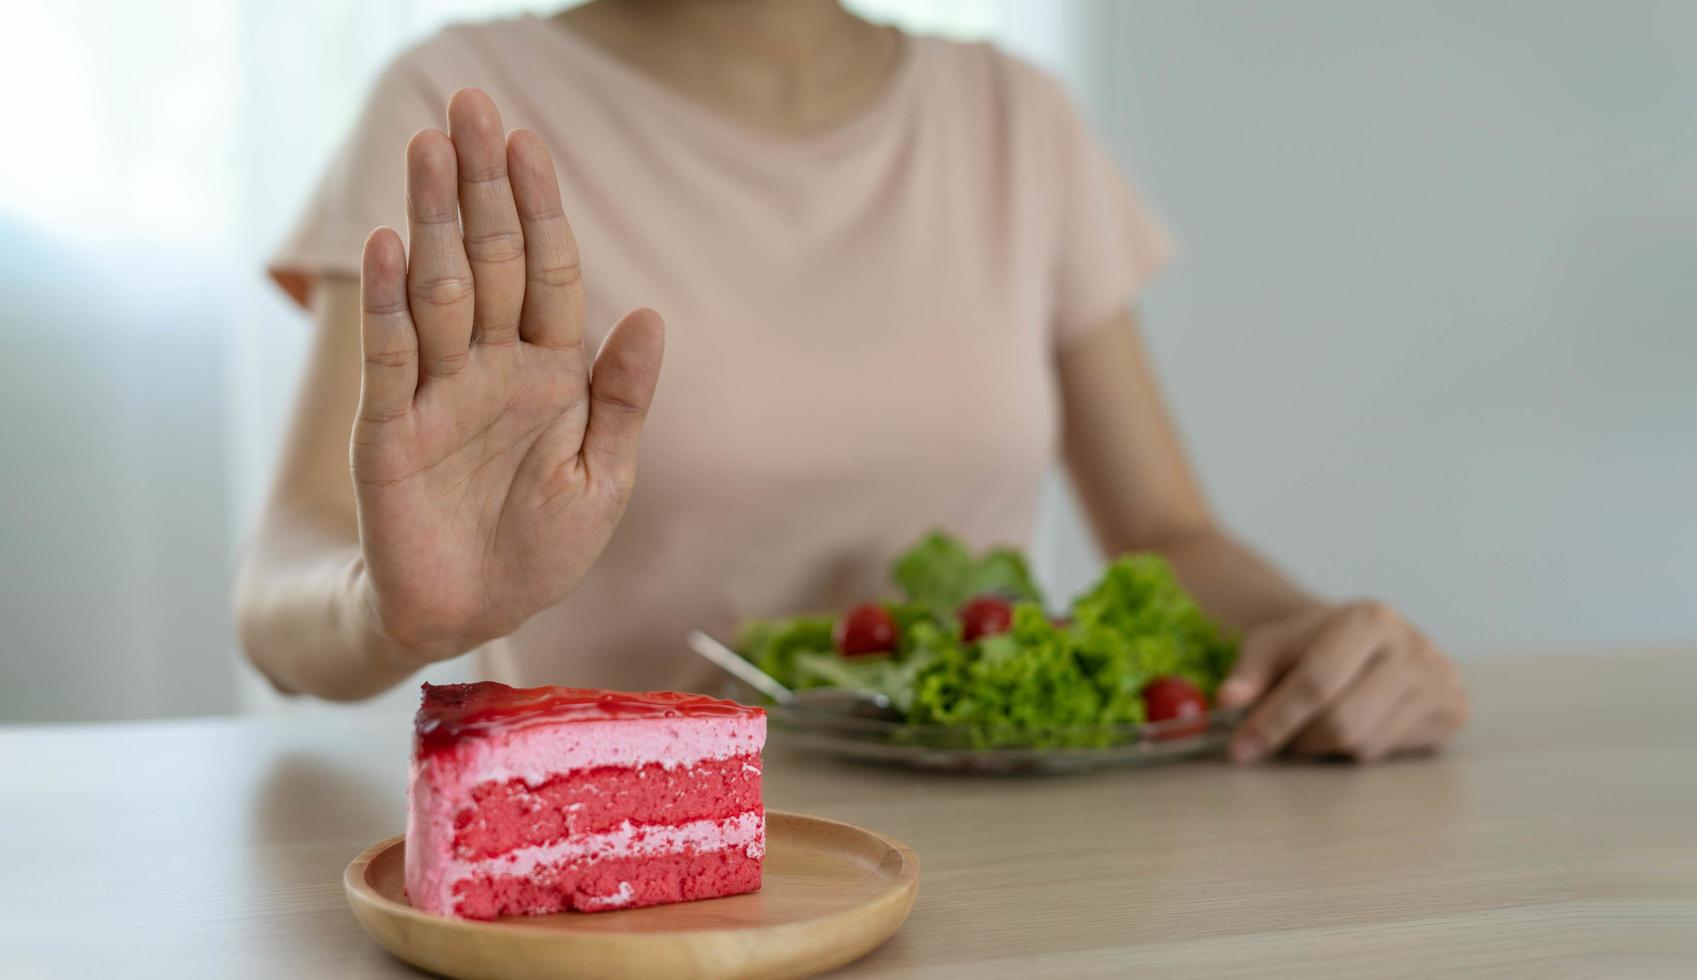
[352,89,663,660]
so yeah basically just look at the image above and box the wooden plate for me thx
[344,811,919,980]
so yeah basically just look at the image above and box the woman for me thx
[238,0,1465,763]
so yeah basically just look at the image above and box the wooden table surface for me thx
[2,652,1692,979]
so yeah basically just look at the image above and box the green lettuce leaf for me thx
[737,615,834,688]
[791,645,939,715]
[908,605,1126,747]
[890,531,1043,619]
[1070,554,1238,697]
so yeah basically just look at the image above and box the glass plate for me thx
[714,678,1241,775]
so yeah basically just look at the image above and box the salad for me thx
[737,532,1239,748]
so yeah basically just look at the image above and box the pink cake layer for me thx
[453,754,763,860]
[416,713,766,790]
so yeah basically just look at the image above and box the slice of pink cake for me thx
[406,682,766,920]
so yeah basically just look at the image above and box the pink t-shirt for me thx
[270,15,1170,692]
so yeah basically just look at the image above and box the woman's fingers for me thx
[1357,653,1468,760]
[582,308,666,492]
[1288,654,1414,759]
[1231,604,1395,762]
[405,129,475,378]
[358,228,418,421]
[1217,606,1328,709]
[447,90,525,348]
[1352,688,1428,762]
[507,128,586,353]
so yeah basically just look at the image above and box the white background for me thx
[1,1,1691,722]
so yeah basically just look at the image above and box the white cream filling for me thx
[581,881,636,910]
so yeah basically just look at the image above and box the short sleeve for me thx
[267,50,444,309]
[1048,87,1173,348]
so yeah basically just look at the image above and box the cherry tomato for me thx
[1141,676,1209,740]
[834,603,898,657]
[959,595,1014,642]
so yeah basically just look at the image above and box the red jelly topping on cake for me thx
[414,682,761,758]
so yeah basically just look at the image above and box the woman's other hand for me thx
[1217,601,1468,763]
[353,88,664,664]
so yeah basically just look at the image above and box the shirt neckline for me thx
[522,12,920,158]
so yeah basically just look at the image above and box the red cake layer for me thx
[453,754,763,860]
[415,682,760,759]
[453,846,764,919]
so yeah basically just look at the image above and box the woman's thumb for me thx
[582,307,665,487]
[1217,613,1310,708]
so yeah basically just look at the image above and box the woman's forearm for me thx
[1135,526,1321,634]
[233,271,425,701]
[1055,310,1322,633]
[235,515,442,701]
